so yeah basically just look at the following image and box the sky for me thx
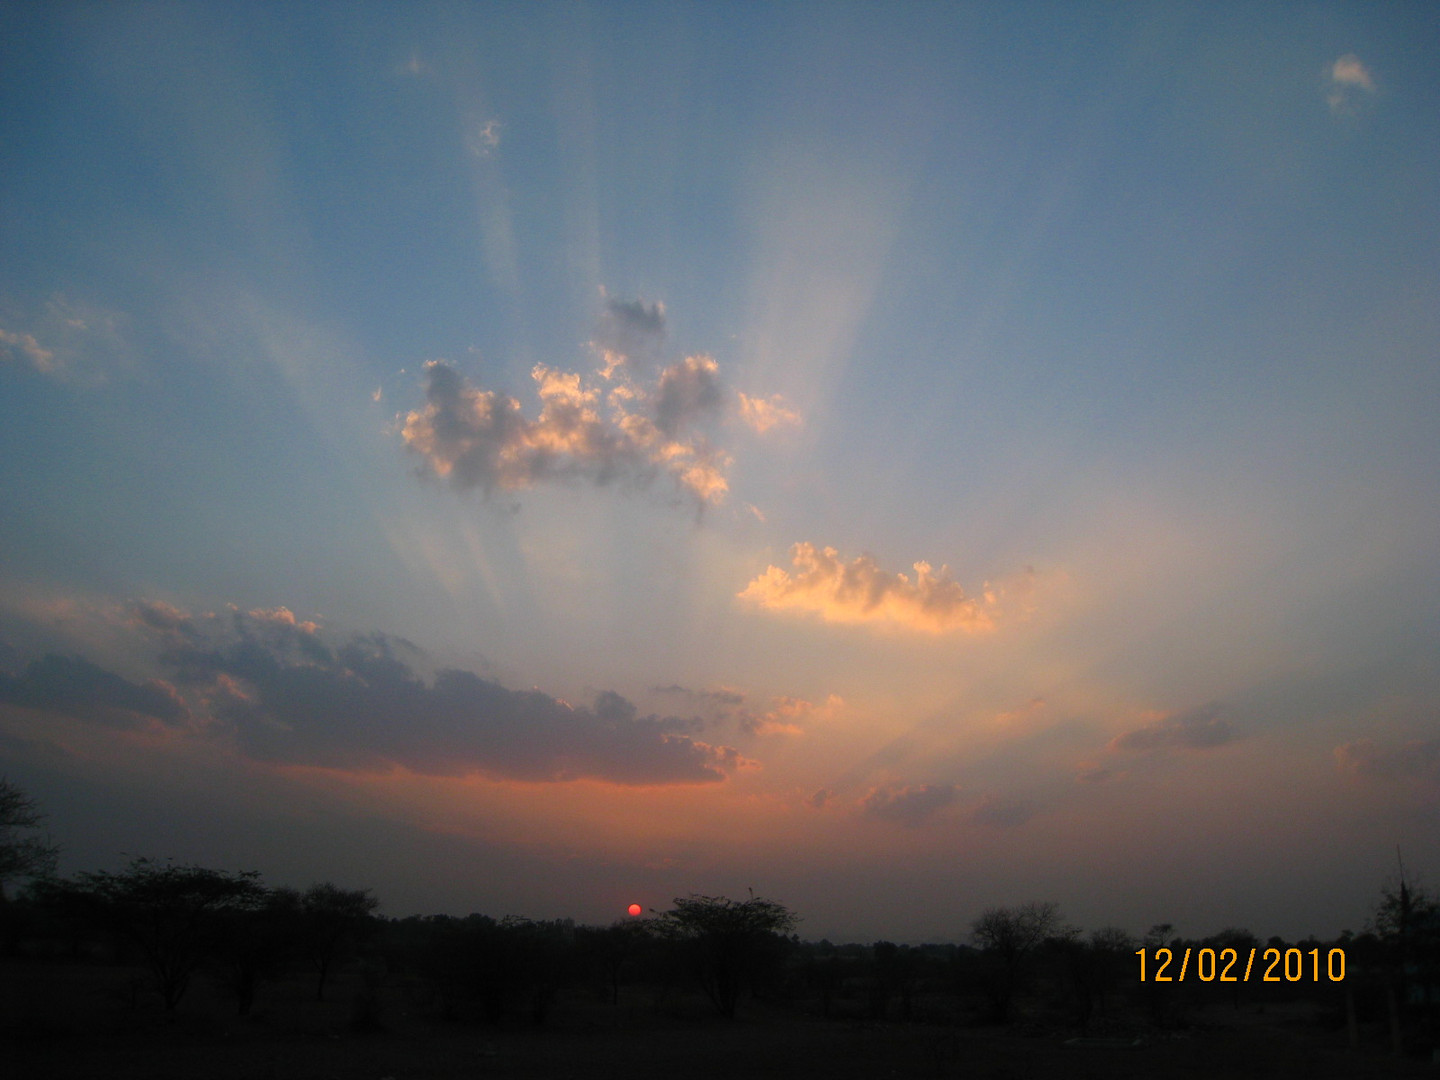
[1,1,1437,945]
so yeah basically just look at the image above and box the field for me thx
[3,959,1434,1079]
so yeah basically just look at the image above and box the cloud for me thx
[1334,737,1440,786]
[653,684,746,707]
[969,795,1033,829]
[0,654,189,729]
[739,693,843,736]
[157,608,743,785]
[0,297,131,384]
[1327,54,1377,115]
[125,599,206,648]
[592,297,667,378]
[655,354,724,436]
[737,392,801,434]
[0,328,57,374]
[1109,703,1240,752]
[738,542,1006,633]
[467,118,501,157]
[399,298,750,507]
[861,782,957,827]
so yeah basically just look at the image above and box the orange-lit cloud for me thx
[738,542,1002,633]
[737,391,801,433]
[739,693,843,736]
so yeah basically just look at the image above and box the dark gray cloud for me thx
[1334,737,1440,785]
[1110,703,1240,752]
[163,611,740,786]
[655,354,723,436]
[127,599,206,647]
[652,684,746,707]
[969,795,1033,828]
[860,782,957,827]
[0,654,188,729]
[593,297,666,374]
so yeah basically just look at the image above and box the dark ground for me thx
[4,962,1435,1079]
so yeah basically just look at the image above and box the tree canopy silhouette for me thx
[658,891,797,1018]
[0,777,59,901]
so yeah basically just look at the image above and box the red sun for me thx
[627,903,643,917]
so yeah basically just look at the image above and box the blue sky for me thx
[1,1,1437,943]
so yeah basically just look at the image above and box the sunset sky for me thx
[2,2,1437,944]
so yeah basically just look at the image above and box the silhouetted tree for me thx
[577,918,650,1005]
[0,778,58,902]
[970,901,1062,1023]
[301,882,380,1001]
[658,892,797,1019]
[207,885,304,1016]
[65,858,265,1014]
[1373,875,1440,1051]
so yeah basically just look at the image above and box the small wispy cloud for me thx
[0,296,131,385]
[0,328,57,374]
[397,51,433,79]
[1327,54,1377,115]
[861,782,957,826]
[739,542,1017,634]
[969,794,1033,829]
[738,693,843,736]
[1334,737,1440,787]
[467,118,502,157]
[737,391,801,434]
[1109,703,1240,753]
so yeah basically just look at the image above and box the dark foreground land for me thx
[4,962,1435,1080]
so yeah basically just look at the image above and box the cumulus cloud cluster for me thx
[738,542,1008,633]
[12,601,748,787]
[400,297,794,508]
[1109,703,1240,752]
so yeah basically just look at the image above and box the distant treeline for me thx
[2,854,1437,1049]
